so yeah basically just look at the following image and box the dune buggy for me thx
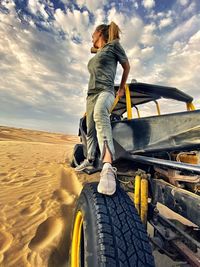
[70,82,200,267]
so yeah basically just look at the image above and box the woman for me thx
[75,22,130,195]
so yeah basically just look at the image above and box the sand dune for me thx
[0,126,100,267]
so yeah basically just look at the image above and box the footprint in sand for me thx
[34,171,47,177]
[18,193,35,202]
[53,189,75,205]
[1,177,16,185]
[7,180,23,187]
[1,178,11,183]
[20,202,43,216]
[7,154,16,160]
[29,217,63,251]
[0,172,8,177]
[20,197,43,216]
[10,167,16,171]
[0,230,13,263]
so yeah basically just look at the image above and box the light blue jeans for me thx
[86,90,115,162]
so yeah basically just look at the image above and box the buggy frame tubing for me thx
[110,84,132,119]
[187,102,196,111]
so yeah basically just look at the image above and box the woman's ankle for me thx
[102,162,112,169]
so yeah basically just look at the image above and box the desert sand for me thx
[0,126,102,267]
[0,126,195,267]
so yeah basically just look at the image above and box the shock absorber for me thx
[134,170,148,228]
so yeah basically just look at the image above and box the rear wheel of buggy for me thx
[70,182,155,267]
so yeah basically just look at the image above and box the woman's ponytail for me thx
[108,21,121,42]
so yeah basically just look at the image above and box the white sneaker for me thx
[75,159,94,172]
[97,164,117,195]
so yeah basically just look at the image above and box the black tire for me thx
[70,157,76,168]
[70,182,155,267]
[70,144,85,167]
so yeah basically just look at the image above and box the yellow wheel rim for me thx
[71,211,83,267]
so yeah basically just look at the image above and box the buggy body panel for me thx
[112,109,200,159]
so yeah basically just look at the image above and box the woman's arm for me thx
[116,60,130,97]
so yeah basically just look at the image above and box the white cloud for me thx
[76,0,108,13]
[127,45,140,59]
[140,23,158,45]
[61,0,70,4]
[188,30,200,48]
[28,0,49,19]
[142,0,155,9]
[1,0,15,9]
[134,2,139,9]
[157,12,166,18]
[159,17,173,29]
[166,14,200,42]
[182,1,196,16]
[143,30,200,109]
[147,10,173,22]
[54,8,90,41]
[0,3,92,133]
[107,7,127,27]
[177,0,189,6]
[141,46,154,59]
[93,8,107,27]
[120,16,144,48]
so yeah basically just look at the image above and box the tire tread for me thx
[81,182,155,267]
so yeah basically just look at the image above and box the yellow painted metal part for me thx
[110,84,132,118]
[154,100,161,115]
[134,175,141,215]
[140,178,148,227]
[177,152,199,164]
[71,211,83,267]
[134,106,140,118]
[125,84,132,119]
[186,102,196,111]
[110,95,120,113]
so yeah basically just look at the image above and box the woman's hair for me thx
[96,21,121,43]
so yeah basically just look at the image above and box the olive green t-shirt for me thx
[87,39,128,94]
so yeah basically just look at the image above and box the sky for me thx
[0,0,200,134]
